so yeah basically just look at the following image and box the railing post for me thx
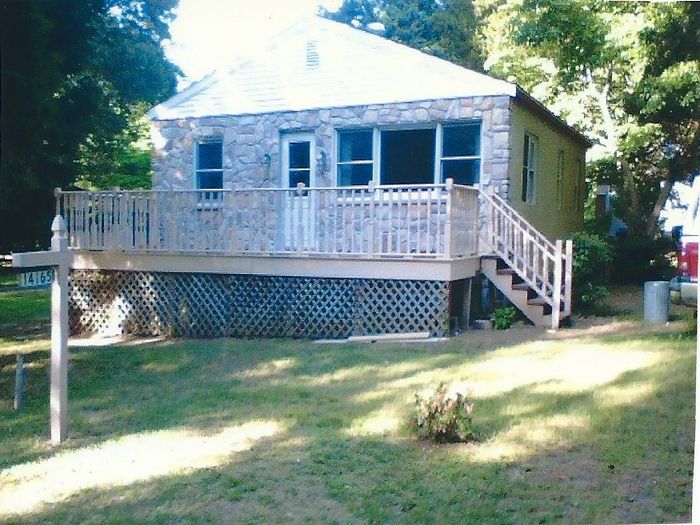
[54,187,62,217]
[444,178,454,259]
[564,239,573,316]
[296,183,305,253]
[367,181,376,256]
[552,239,563,330]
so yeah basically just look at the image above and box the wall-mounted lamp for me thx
[316,150,327,173]
[261,153,271,168]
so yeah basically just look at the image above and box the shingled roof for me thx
[149,15,590,147]
[150,16,517,120]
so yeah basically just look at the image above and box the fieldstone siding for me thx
[151,96,512,198]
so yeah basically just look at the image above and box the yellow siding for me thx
[508,101,586,240]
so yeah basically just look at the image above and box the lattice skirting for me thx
[68,270,450,339]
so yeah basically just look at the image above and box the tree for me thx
[0,0,179,252]
[324,0,484,70]
[499,0,699,237]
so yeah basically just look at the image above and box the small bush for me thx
[572,232,614,311]
[413,383,474,443]
[491,305,518,330]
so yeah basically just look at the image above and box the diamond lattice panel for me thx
[69,270,450,339]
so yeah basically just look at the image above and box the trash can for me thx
[644,281,670,324]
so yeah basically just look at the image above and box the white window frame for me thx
[333,122,482,187]
[194,139,224,190]
[282,132,316,188]
[436,122,482,186]
[522,132,538,204]
[335,129,375,186]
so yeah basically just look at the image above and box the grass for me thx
[0,286,695,524]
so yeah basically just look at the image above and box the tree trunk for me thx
[645,175,673,238]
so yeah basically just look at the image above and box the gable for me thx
[150,16,517,120]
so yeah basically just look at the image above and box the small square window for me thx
[196,141,223,194]
[440,123,481,185]
[337,130,373,186]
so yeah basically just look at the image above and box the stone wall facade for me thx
[151,96,512,197]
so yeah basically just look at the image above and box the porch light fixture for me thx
[316,150,327,173]
[261,153,271,167]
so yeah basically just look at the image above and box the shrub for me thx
[571,232,614,311]
[413,383,474,443]
[491,305,518,330]
[610,235,676,284]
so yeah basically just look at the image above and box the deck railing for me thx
[55,182,480,259]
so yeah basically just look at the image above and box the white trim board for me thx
[71,251,480,281]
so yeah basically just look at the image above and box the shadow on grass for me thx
[0,327,695,524]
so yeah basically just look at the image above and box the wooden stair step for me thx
[496,268,515,276]
[511,283,531,291]
[527,297,547,307]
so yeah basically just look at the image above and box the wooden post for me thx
[367,181,376,256]
[444,178,454,259]
[14,353,25,410]
[50,215,69,443]
[12,216,71,443]
[551,239,563,330]
[296,183,305,253]
[564,239,573,316]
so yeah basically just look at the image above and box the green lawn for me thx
[0,287,695,524]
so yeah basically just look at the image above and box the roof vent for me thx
[306,40,319,69]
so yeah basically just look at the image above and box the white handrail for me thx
[480,191,573,326]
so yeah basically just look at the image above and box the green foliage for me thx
[572,232,614,310]
[0,0,178,252]
[491,305,518,330]
[413,383,475,443]
[75,106,153,190]
[487,0,699,237]
[325,0,484,70]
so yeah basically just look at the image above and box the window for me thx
[381,129,434,185]
[556,150,564,209]
[196,141,223,190]
[440,124,481,185]
[335,122,482,186]
[337,130,373,186]
[521,133,537,203]
[287,140,312,187]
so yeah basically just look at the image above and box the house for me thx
[57,16,587,339]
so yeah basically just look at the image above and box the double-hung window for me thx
[196,140,224,192]
[556,150,564,209]
[521,133,538,203]
[440,124,481,185]
[337,130,374,186]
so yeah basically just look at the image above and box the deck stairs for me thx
[479,191,573,329]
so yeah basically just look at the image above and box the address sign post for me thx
[12,215,71,444]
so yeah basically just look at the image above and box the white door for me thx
[282,133,316,251]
